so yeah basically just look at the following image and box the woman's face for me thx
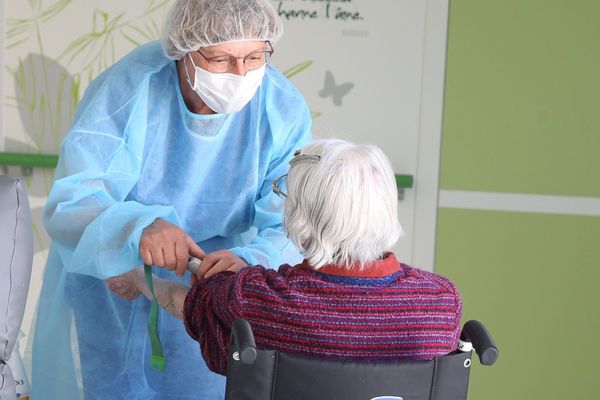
[189,40,269,76]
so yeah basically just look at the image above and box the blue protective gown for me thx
[31,41,312,399]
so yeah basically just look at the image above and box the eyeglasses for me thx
[272,174,288,199]
[196,41,274,73]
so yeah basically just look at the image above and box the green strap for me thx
[144,264,166,371]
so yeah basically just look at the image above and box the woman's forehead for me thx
[201,40,265,56]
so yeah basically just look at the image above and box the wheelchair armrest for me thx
[231,318,257,364]
[461,320,499,366]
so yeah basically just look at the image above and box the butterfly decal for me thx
[318,70,354,106]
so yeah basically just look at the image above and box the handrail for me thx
[0,152,415,189]
[395,174,413,189]
[0,152,59,169]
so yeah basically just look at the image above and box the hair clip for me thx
[290,150,321,166]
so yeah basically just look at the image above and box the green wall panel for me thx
[441,0,600,196]
[435,208,600,399]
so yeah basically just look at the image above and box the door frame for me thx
[411,0,449,271]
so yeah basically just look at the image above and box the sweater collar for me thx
[299,253,402,278]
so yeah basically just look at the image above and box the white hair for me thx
[284,139,403,270]
[162,0,283,60]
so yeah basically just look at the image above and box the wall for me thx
[436,0,600,398]
[2,0,174,363]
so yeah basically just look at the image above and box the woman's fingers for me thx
[140,246,153,266]
[203,257,232,279]
[106,273,142,301]
[163,245,178,270]
[149,247,165,269]
[174,238,190,277]
[197,252,217,277]
[140,220,245,281]
[187,236,207,259]
[199,250,248,279]
[140,219,205,274]
[226,260,247,274]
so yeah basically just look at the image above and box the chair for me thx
[0,176,34,399]
[225,318,498,400]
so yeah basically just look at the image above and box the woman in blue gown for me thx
[31,0,312,398]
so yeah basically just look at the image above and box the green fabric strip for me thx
[144,264,166,371]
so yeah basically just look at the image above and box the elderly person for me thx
[31,0,311,398]
[118,139,463,375]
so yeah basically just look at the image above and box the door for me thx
[272,0,449,270]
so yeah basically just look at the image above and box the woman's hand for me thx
[140,218,206,277]
[107,267,189,319]
[195,250,248,279]
[106,268,144,301]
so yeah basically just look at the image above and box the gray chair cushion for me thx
[0,176,33,399]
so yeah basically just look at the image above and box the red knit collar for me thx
[299,253,402,278]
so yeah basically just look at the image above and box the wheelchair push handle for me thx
[461,320,499,366]
[231,318,257,364]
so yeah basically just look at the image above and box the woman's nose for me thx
[230,60,247,76]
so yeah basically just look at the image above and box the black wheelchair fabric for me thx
[225,349,471,400]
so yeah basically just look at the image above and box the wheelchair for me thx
[225,318,498,400]
[0,176,34,399]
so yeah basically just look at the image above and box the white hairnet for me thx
[162,0,284,60]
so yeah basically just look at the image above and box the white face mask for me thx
[185,54,265,114]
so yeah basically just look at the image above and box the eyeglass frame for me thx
[272,174,288,198]
[196,41,274,72]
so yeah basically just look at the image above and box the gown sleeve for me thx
[229,94,312,268]
[44,60,179,280]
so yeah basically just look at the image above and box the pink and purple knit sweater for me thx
[183,253,463,375]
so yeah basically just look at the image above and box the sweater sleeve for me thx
[183,267,266,375]
[428,271,464,349]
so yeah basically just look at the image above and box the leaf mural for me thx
[6,0,79,199]
[5,1,175,254]
[8,53,79,195]
[58,9,126,80]
[283,60,321,118]
[120,0,172,45]
[6,0,73,49]
[283,60,313,79]
[58,3,172,83]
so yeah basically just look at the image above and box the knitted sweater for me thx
[183,253,462,375]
